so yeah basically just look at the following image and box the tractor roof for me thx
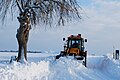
[68,34,83,40]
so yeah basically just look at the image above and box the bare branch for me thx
[16,0,23,13]
[0,0,82,26]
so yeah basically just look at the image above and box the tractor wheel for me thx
[82,59,86,67]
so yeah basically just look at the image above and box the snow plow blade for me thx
[75,56,84,60]
[55,55,61,59]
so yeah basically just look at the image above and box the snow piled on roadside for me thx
[0,61,50,80]
[87,55,120,80]
[0,52,119,80]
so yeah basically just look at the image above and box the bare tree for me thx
[0,0,81,63]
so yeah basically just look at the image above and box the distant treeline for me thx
[0,50,42,53]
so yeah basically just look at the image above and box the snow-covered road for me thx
[0,52,119,80]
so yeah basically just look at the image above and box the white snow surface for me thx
[0,52,119,80]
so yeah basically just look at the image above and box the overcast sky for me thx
[0,0,120,55]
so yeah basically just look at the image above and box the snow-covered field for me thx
[0,52,119,80]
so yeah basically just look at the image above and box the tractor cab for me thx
[66,35,85,50]
[63,34,87,55]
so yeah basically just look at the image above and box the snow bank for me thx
[0,61,50,80]
[87,55,108,69]
[87,55,120,79]
[103,57,120,79]
[49,58,88,80]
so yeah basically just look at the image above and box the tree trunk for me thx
[16,13,31,62]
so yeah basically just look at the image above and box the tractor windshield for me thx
[68,39,81,48]
[68,39,84,51]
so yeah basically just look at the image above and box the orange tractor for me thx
[56,34,87,67]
